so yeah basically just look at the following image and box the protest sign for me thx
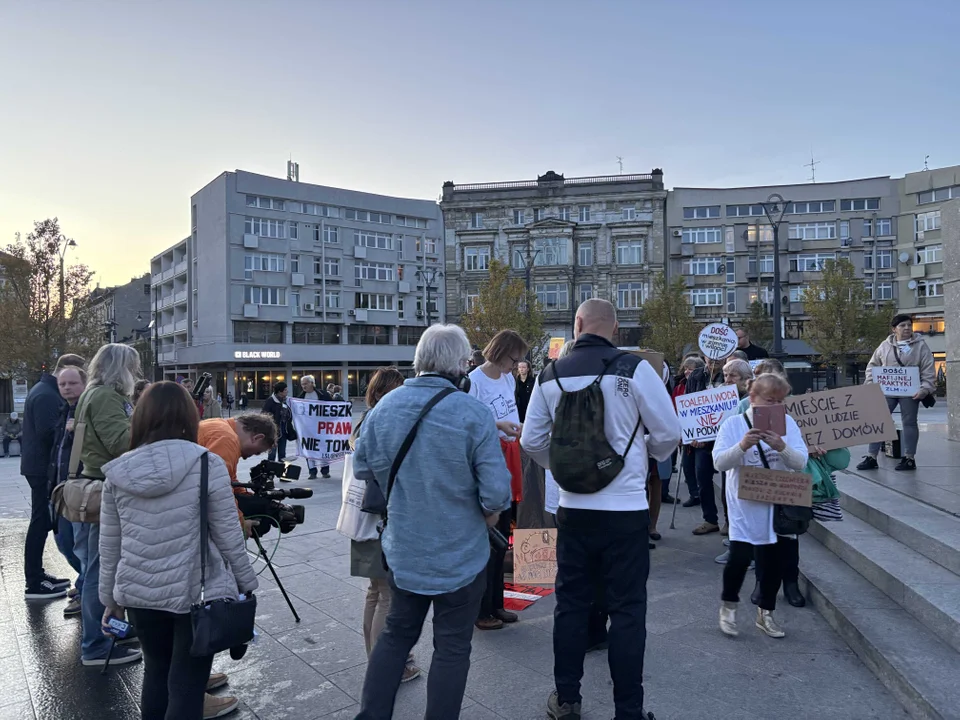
[288,398,353,463]
[675,384,741,445]
[870,366,921,397]
[783,384,897,451]
[738,466,812,507]
[548,337,566,360]
[698,323,738,360]
[625,349,666,377]
[749,360,763,371]
[513,529,558,585]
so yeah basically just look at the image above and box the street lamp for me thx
[57,236,77,323]
[759,193,789,357]
[415,267,443,326]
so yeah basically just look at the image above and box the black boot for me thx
[750,580,761,605]
[778,536,803,606]
[783,581,806,608]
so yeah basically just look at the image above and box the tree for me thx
[741,301,773,350]
[803,259,890,369]
[0,219,101,382]
[638,272,698,368]
[460,258,544,357]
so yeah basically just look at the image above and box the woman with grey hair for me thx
[352,324,512,718]
[73,343,142,667]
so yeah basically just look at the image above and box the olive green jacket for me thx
[75,386,133,479]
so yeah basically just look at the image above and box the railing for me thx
[449,172,654,192]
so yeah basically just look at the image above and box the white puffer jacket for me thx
[99,440,258,613]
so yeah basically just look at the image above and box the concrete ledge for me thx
[800,535,960,720]
[836,471,960,576]
[809,513,960,654]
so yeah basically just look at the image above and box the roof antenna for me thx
[924,155,930,171]
[616,156,624,174]
[804,151,820,183]
[286,159,299,182]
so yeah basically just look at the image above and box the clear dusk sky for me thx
[1,0,956,285]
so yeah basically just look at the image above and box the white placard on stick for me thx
[871,366,920,397]
[675,384,742,445]
[738,466,813,507]
[698,323,738,360]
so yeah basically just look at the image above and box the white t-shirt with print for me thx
[468,367,520,441]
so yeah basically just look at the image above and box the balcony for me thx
[158,351,176,364]
[175,290,188,304]
[162,268,175,281]
[175,260,188,276]
[174,320,188,332]
[151,272,163,286]
[160,294,174,309]
[911,264,927,279]
[160,323,175,336]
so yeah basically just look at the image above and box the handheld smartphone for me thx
[753,404,787,436]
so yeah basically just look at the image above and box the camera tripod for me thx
[250,530,301,623]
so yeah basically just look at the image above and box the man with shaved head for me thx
[521,298,681,720]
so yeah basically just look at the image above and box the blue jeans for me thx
[268,437,287,462]
[53,514,82,591]
[73,522,111,660]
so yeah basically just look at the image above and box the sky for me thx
[1,0,957,286]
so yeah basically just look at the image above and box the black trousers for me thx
[721,541,781,611]
[554,508,649,719]
[24,474,51,587]
[479,511,512,618]
[128,608,215,720]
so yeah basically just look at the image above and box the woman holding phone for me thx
[713,373,808,639]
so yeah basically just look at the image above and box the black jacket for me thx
[515,374,536,423]
[742,343,769,361]
[295,388,333,402]
[20,374,64,477]
[49,403,78,491]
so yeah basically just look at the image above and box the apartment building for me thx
[666,177,900,354]
[441,169,667,346]
[87,274,152,344]
[151,169,443,401]
[896,165,959,369]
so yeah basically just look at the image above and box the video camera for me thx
[233,460,312,535]
[192,372,213,401]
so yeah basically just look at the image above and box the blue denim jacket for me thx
[353,376,512,595]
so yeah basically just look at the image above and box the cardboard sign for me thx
[676,384,742,445]
[871,366,920,397]
[749,360,763,370]
[288,398,353,463]
[625,349,666,378]
[738,466,813,507]
[783,384,897,451]
[513,529,557,585]
[548,337,566,360]
[698,323,738,360]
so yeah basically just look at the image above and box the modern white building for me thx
[150,169,443,402]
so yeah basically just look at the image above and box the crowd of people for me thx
[11,306,937,720]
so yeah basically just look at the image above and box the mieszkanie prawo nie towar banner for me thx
[288,398,353,463]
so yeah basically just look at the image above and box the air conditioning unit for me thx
[416,310,424,317]
[672,229,682,237]
[302,302,315,311]
[348,309,356,316]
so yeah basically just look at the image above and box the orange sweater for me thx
[198,418,247,523]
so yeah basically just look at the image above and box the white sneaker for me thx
[719,601,738,637]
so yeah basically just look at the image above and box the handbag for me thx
[892,344,935,407]
[189,452,258,658]
[360,387,456,523]
[52,395,103,524]
[745,416,813,536]
[336,453,380,542]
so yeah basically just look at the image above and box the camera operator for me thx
[295,375,331,479]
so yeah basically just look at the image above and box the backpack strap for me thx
[593,351,632,384]
[744,415,771,469]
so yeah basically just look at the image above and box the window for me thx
[471,212,484,229]
[866,282,894,301]
[621,207,636,221]
[325,290,341,308]
[301,203,339,218]
[577,242,593,267]
[559,206,571,221]
[292,323,340,344]
[244,217,286,238]
[683,206,720,219]
[291,292,300,316]
[395,216,428,229]
[789,286,809,303]
[876,218,893,236]
[918,187,960,205]
[533,208,544,222]
[579,283,593,304]
[244,286,286,306]
[865,250,893,269]
[916,211,941,234]
[917,280,943,298]
[616,239,644,265]
[746,226,774,243]
[345,209,391,224]
[792,253,835,271]
[687,288,723,306]
[416,295,439,314]
[533,238,568,266]
[512,248,526,269]
[840,221,850,240]
[324,226,339,244]
[513,209,525,225]
[786,200,835,214]
[726,257,735,283]
[578,205,591,222]
[917,245,943,264]
[789,222,836,240]
[398,326,425,346]
[234,321,284,344]
[354,231,393,250]
[726,288,736,314]
[840,198,880,212]
[684,256,722,275]
[355,293,394,311]
[618,282,647,309]
[748,255,775,274]
[350,325,392,345]
[245,196,285,211]
[682,227,722,244]
[861,219,871,237]
[290,254,300,273]
[726,204,765,218]
[322,257,340,276]
[288,221,298,239]
[355,262,395,281]
[535,283,569,311]
[724,226,736,252]
[423,238,437,254]
[465,293,479,312]
[464,246,490,271]
[244,253,286,279]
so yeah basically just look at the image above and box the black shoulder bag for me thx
[744,416,813,536]
[892,344,936,408]
[190,452,258,658]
